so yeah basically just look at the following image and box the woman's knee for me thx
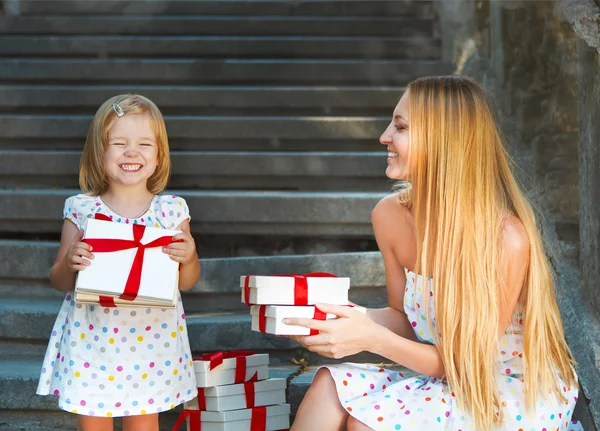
[312,367,334,389]
[346,416,374,431]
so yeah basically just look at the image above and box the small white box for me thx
[186,404,290,431]
[184,378,286,412]
[74,291,177,308]
[251,305,366,335]
[241,274,349,305]
[75,219,180,306]
[193,353,269,388]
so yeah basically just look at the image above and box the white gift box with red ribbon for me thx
[240,273,349,306]
[184,378,286,412]
[173,404,290,431]
[75,218,180,307]
[251,305,367,335]
[193,352,269,388]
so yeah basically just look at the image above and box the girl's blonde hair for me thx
[79,94,171,195]
[403,76,577,430]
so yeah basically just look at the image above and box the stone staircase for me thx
[0,1,450,429]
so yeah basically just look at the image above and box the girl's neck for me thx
[101,185,155,219]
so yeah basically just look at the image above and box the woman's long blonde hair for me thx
[402,76,576,430]
[79,94,171,196]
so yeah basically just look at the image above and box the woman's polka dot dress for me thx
[36,194,197,417]
[322,270,584,431]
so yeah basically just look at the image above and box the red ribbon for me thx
[310,307,327,336]
[172,410,199,431]
[243,272,338,306]
[250,406,267,431]
[194,350,256,371]
[257,305,326,335]
[83,220,174,301]
[197,388,206,411]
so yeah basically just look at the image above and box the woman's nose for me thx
[379,125,393,146]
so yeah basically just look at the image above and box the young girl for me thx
[285,76,583,431]
[36,94,201,431]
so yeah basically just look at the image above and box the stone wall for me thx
[434,0,600,428]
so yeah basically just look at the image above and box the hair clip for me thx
[112,103,124,117]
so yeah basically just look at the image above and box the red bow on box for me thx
[258,305,326,336]
[83,214,175,304]
[243,272,337,306]
[193,350,257,384]
[172,407,271,431]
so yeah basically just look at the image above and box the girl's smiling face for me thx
[379,91,410,181]
[104,113,159,189]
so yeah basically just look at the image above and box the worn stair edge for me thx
[0,243,384,292]
[0,115,388,139]
[0,190,385,235]
[0,36,441,60]
[0,15,435,37]
[0,151,388,178]
[0,59,455,85]
[17,0,435,18]
[0,85,405,109]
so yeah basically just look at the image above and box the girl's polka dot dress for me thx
[323,270,584,431]
[37,194,197,417]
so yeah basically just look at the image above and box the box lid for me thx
[193,353,269,373]
[203,378,286,397]
[250,305,366,319]
[200,404,290,422]
[240,275,349,290]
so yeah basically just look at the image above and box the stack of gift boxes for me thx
[241,272,363,336]
[176,351,290,431]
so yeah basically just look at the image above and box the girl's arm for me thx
[50,219,94,292]
[164,219,201,291]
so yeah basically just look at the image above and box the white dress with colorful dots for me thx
[36,194,198,417]
[323,270,584,431]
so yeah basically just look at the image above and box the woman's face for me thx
[379,92,410,181]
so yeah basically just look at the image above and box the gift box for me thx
[175,404,290,431]
[75,218,180,307]
[250,305,366,335]
[241,273,349,306]
[194,352,269,388]
[184,378,286,412]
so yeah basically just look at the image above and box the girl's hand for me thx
[163,223,197,265]
[66,229,94,272]
[285,303,379,359]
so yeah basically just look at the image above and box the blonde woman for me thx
[286,76,583,431]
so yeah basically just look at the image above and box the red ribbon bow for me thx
[83,215,175,303]
[172,407,269,431]
[243,272,337,306]
[258,305,326,335]
[194,350,257,384]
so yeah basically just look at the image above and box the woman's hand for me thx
[163,223,198,265]
[285,303,380,359]
[66,229,94,272]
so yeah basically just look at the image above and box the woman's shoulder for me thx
[371,193,416,264]
[501,213,529,257]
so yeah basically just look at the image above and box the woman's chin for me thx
[384,166,405,181]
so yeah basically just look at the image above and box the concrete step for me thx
[0,358,300,430]
[0,36,441,60]
[0,59,454,85]
[0,298,388,365]
[0,150,389,190]
[17,1,434,17]
[0,189,385,236]
[0,245,385,308]
[0,114,387,140]
[0,84,404,117]
[0,15,435,37]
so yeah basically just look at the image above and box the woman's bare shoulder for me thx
[372,193,416,267]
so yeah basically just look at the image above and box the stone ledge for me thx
[0,36,441,60]
[0,58,453,85]
[0,15,435,37]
